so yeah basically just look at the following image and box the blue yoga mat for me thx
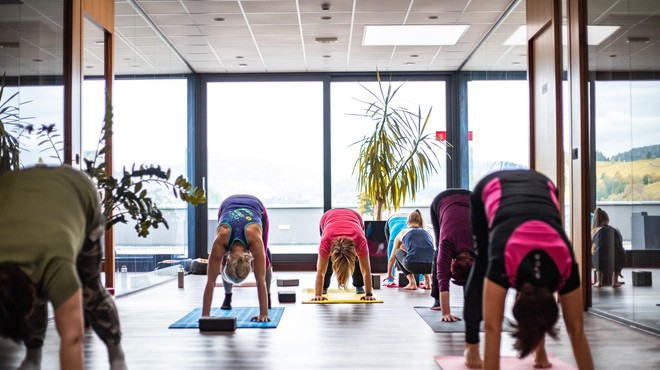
[169,307,284,329]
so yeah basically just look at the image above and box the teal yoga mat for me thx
[169,307,284,329]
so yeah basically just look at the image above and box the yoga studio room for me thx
[1,0,659,369]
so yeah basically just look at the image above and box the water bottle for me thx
[120,265,128,289]
[177,265,185,288]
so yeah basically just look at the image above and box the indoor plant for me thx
[352,71,449,221]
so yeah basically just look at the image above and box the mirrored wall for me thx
[587,0,660,333]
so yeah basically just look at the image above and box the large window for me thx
[206,81,324,250]
[467,80,529,188]
[330,79,448,218]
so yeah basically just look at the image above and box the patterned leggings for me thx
[23,234,122,349]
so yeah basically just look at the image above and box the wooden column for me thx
[63,0,82,167]
[567,0,592,308]
[526,0,564,201]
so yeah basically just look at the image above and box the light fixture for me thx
[428,16,439,20]
[213,17,226,22]
[410,54,419,58]
[0,41,19,48]
[503,25,620,46]
[321,16,332,20]
[236,55,244,59]
[627,37,650,44]
[32,58,42,62]
[94,40,104,45]
[322,55,331,58]
[239,63,248,67]
[321,3,330,11]
[405,62,415,66]
[362,25,469,46]
[315,37,338,44]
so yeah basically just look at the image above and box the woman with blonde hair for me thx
[202,194,272,322]
[385,209,435,290]
[311,208,376,301]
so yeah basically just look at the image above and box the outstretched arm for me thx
[312,254,330,301]
[560,289,594,370]
[358,254,375,301]
[202,229,227,316]
[249,225,270,322]
[54,289,85,370]
[482,279,506,370]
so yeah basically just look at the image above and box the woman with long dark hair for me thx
[463,169,593,370]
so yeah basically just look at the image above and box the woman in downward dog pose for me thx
[463,169,593,370]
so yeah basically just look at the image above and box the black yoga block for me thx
[199,317,236,332]
[398,273,420,287]
[632,270,652,286]
[371,274,381,289]
[276,278,299,287]
[278,290,296,303]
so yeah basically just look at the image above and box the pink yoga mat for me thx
[434,355,576,370]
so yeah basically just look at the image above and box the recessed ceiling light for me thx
[511,61,521,65]
[503,25,620,46]
[94,40,104,45]
[410,54,419,58]
[85,65,94,68]
[627,36,650,44]
[405,62,415,65]
[315,37,338,44]
[322,55,331,58]
[213,17,226,22]
[131,64,140,68]
[428,16,439,20]
[321,16,332,20]
[33,58,42,62]
[363,25,469,46]
[609,54,617,58]
[236,56,244,59]
[123,57,131,61]
[0,42,19,48]
[321,3,330,11]
[239,63,248,67]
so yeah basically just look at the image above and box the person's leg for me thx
[19,301,47,370]
[221,255,233,309]
[76,236,127,370]
[463,244,487,368]
[352,257,365,294]
[430,248,440,308]
[266,265,273,308]
[395,250,417,290]
[323,259,333,293]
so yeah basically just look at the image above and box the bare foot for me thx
[592,282,602,288]
[464,343,483,369]
[533,346,553,368]
[612,282,622,288]
[403,284,418,290]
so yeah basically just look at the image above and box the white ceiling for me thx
[0,0,658,77]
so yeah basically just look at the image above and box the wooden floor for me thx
[1,271,659,370]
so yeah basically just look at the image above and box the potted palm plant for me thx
[352,70,449,221]
[351,71,449,272]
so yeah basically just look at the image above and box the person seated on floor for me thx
[0,165,128,370]
[464,169,593,370]
[383,212,409,284]
[385,210,435,290]
[202,194,273,322]
[429,189,475,320]
[311,208,376,301]
[591,207,626,288]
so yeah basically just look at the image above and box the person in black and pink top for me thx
[429,189,474,320]
[463,170,593,370]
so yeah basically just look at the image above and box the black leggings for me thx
[323,257,364,289]
[463,243,488,344]
[394,249,432,276]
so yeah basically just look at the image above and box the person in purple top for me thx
[202,194,272,323]
[464,170,593,370]
[429,189,474,321]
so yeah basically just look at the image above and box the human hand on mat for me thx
[360,295,376,301]
[311,295,328,301]
[251,315,271,322]
[441,314,461,322]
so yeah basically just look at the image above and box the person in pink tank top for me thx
[463,169,593,370]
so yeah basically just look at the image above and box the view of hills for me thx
[596,144,660,201]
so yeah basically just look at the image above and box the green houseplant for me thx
[0,76,205,237]
[352,71,449,220]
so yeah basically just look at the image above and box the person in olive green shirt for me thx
[0,165,127,370]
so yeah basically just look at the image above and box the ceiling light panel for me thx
[362,25,470,46]
[503,25,621,45]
